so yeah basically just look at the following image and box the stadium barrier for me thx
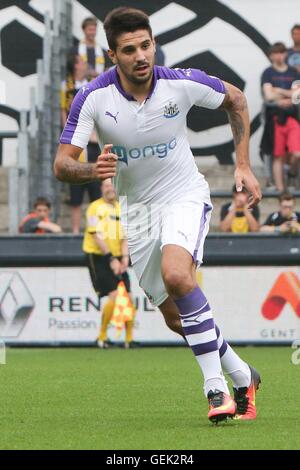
[0,234,299,346]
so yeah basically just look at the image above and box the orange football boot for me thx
[234,365,261,420]
[207,390,237,424]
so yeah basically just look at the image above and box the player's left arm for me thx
[220,81,262,208]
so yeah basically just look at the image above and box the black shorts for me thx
[70,181,101,207]
[86,254,131,298]
[70,143,101,207]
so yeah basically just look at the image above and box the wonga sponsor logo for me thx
[0,272,35,338]
[262,272,300,320]
[113,138,177,166]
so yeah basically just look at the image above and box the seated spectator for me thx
[220,186,260,233]
[260,192,300,233]
[261,42,300,192]
[19,198,62,234]
[287,24,300,74]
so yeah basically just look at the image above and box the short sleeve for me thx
[182,68,226,109]
[22,217,40,233]
[261,68,272,86]
[86,203,98,234]
[60,86,95,148]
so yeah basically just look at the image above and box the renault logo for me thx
[0,272,35,338]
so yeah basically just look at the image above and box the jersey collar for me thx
[112,66,158,102]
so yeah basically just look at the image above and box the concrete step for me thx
[196,160,266,192]
[0,204,9,233]
[0,168,8,204]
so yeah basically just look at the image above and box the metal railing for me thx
[9,0,73,234]
[0,132,17,166]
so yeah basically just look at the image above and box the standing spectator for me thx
[260,192,300,233]
[220,186,260,233]
[287,24,300,74]
[19,198,62,234]
[61,53,101,234]
[261,42,300,192]
[73,17,110,81]
[155,41,165,66]
[83,180,136,349]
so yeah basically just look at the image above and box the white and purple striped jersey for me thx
[60,66,225,207]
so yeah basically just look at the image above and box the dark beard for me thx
[119,64,153,85]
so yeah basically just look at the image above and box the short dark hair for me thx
[34,197,51,209]
[82,17,97,30]
[279,192,294,203]
[103,7,153,50]
[268,42,287,55]
[291,24,300,33]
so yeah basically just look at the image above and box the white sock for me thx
[196,352,229,396]
[217,331,251,388]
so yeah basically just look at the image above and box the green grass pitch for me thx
[0,347,299,450]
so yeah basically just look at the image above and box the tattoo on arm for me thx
[221,89,248,147]
[227,109,245,146]
[59,158,96,184]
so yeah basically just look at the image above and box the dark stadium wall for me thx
[0,0,298,165]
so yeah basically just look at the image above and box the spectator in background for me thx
[220,186,260,233]
[261,42,300,192]
[287,24,300,74]
[155,41,165,66]
[83,180,136,349]
[260,192,300,233]
[61,53,101,234]
[73,17,110,80]
[19,197,62,234]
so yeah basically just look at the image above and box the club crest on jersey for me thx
[164,102,180,119]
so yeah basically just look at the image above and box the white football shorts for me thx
[127,191,212,307]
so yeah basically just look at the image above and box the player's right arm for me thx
[54,143,117,184]
[54,83,118,183]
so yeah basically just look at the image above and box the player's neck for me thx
[117,67,153,103]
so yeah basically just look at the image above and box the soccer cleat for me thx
[207,390,237,424]
[233,365,261,420]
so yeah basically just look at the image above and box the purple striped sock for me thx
[215,325,228,358]
[175,286,218,356]
[175,286,228,395]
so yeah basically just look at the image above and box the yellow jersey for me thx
[83,198,124,256]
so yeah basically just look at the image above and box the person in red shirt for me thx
[19,197,62,234]
[261,42,300,191]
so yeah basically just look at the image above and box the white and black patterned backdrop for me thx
[0,0,299,165]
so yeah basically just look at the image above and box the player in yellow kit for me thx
[83,179,135,348]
